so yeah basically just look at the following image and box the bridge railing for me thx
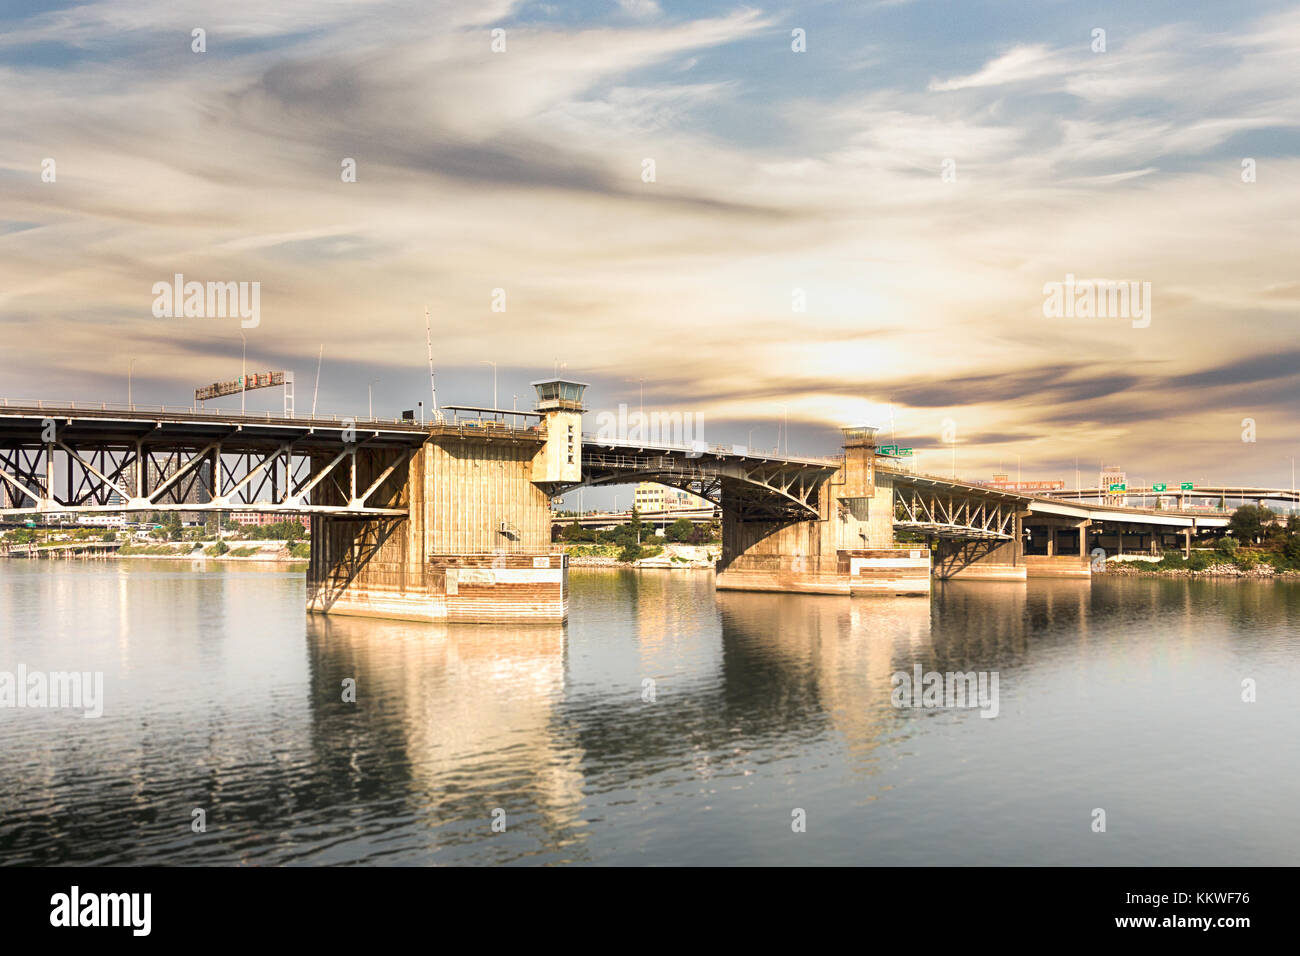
[581,435,843,467]
[0,399,543,436]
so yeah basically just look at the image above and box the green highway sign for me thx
[879,444,898,455]
[1180,482,1194,491]
[1109,483,1127,492]
[1152,483,1167,492]
[898,448,913,457]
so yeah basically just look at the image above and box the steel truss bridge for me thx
[575,438,841,523]
[0,404,1234,539]
[0,404,444,519]
[1041,486,1300,509]
[885,469,1231,536]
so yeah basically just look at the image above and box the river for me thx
[1,560,1296,865]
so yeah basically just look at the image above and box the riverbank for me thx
[112,541,305,563]
[1103,560,1300,579]
[561,542,719,569]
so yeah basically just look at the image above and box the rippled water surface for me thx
[1,560,1297,865]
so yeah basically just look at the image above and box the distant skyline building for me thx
[633,481,710,513]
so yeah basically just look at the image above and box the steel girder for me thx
[0,437,412,517]
[893,484,1017,540]
[576,451,837,521]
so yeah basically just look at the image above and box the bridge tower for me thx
[530,379,587,486]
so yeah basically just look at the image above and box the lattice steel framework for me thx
[0,408,421,517]
[893,483,1018,540]
[577,451,838,522]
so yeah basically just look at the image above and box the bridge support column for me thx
[1024,517,1091,578]
[933,521,1026,581]
[714,446,930,597]
[307,430,567,624]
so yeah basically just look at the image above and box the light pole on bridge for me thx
[480,360,498,414]
[772,403,788,456]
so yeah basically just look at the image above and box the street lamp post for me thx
[239,333,247,415]
[481,360,498,415]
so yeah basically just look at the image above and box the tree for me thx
[1228,504,1271,543]
[665,518,695,542]
[561,520,594,543]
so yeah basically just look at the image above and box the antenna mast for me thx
[425,306,440,422]
[311,344,323,417]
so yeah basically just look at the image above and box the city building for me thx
[230,512,303,528]
[633,481,710,513]
[116,458,214,521]
[77,514,127,528]
[2,475,47,510]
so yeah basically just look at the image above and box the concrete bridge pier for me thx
[714,427,931,596]
[307,388,581,624]
[1023,516,1092,578]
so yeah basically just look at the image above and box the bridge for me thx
[560,506,718,530]
[1040,485,1299,509]
[884,468,1230,580]
[0,383,1247,621]
[0,399,510,518]
[0,540,121,559]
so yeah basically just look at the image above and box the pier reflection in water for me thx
[0,560,1297,865]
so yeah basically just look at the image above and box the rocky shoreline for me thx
[1102,561,1300,579]
[563,543,719,570]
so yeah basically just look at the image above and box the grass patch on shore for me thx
[119,544,184,556]
[562,544,623,558]
[1113,548,1296,572]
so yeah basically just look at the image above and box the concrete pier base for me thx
[714,453,931,598]
[308,552,568,623]
[306,423,567,625]
[715,548,931,596]
[1023,517,1091,578]
[933,536,1025,581]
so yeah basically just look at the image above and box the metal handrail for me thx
[0,397,431,428]
[580,434,842,466]
[0,399,549,437]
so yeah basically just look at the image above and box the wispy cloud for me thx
[1,2,1298,484]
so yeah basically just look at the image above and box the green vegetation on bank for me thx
[555,510,719,547]
[1114,506,1300,572]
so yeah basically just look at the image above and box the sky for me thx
[2,0,1299,496]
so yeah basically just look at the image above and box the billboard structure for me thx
[196,371,294,416]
